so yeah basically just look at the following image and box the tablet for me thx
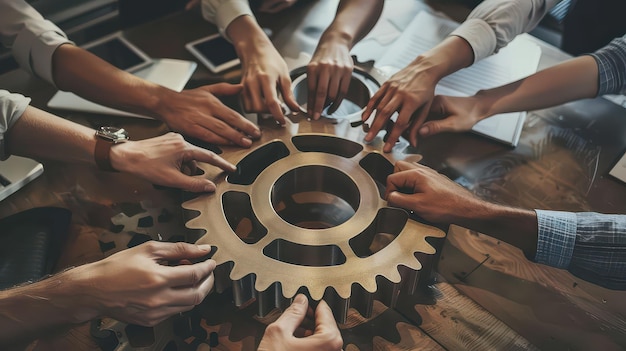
[185,33,240,73]
[83,32,153,72]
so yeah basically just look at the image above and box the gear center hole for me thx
[272,165,360,229]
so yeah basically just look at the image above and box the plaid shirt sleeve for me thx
[589,35,626,96]
[534,210,626,290]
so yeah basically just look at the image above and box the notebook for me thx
[374,11,542,147]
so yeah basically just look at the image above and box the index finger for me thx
[188,146,236,172]
[362,84,387,122]
[385,169,418,199]
[393,160,419,173]
[261,80,286,124]
[314,299,338,332]
[165,259,216,287]
[279,75,300,113]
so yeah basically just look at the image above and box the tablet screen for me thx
[190,35,238,66]
[84,34,151,72]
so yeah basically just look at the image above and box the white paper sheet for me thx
[610,151,626,184]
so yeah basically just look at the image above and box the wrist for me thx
[467,91,494,122]
[415,36,473,81]
[147,87,180,123]
[108,140,139,174]
[227,16,273,60]
[55,265,103,323]
[94,126,130,172]
[319,29,354,50]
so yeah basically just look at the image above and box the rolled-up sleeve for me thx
[534,209,577,269]
[0,90,30,160]
[450,0,558,63]
[0,0,72,86]
[534,210,626,290]
[589,35,626,96]
[201,0,254,39]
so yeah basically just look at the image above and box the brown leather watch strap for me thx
[94,137,117,172]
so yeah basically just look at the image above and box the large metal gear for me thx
[183,59,446,323]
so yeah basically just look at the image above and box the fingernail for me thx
[198,244,212,251]
[420,126,429,135]
[204,184,216,192]
[313,112,320,120]
[294,294,307,305]
[252,129,261,138]
[241,137,252,147]
[228,163,237,171]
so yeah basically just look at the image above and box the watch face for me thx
[97,126,129,143]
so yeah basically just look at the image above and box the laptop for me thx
[0,156,44,202]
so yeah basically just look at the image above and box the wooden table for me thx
[2,0,625,350]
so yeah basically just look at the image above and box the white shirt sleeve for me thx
[201,0,254,40]
[0,0,73,86]
[449,0,560,63]
[0,90,30,160]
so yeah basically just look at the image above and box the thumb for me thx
[419,118,458,137]
[206,83,244,96]
[274,294,308,334]
[387,191,419,212]
[280,76,300,113]
[147,241,213,261]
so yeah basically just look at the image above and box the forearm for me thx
[227,15,273,62]
[455,201,538,257]
[6,105,96,164]
[409,36,474,82]
[0,267,96,343]
[319,0,384,49]
[51,44,175,119]
[476,56,599,117]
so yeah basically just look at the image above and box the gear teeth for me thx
[183,70,446,322]
[232,273,256,307]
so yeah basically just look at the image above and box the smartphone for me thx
[185,33,240,73]
[83,32,153,73]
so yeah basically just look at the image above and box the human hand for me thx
[385,161,483,224]
[362,61,439,152]
[239,41,300,123]
[110,132,236,192]
[257,294,343,351]
[307,36,353,120]
[419,94,488,137]
[155,83,260,147]
[74,241,216,326]
[257,0,298,13]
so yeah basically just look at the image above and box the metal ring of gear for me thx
[184,60,446,323]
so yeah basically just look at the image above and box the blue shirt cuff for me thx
[534,209,577,269]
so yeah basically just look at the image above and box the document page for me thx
[376,11,542,146]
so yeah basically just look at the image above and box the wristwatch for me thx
[94,126,129,172]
